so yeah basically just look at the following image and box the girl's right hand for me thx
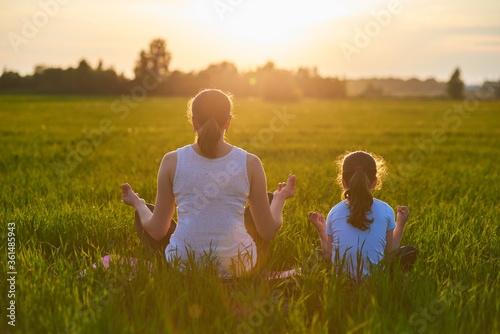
[309,211,326,234]
[396,206,410,226]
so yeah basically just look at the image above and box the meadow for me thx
[1,95,499,333]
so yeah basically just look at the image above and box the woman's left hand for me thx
[274,174,296,200]
[121,183,145,208]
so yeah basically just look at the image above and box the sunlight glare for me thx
[216,0,354,47]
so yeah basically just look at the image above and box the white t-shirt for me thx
[326,198,396,280]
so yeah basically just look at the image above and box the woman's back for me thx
[166,144,256,274]
[327,198,396,279]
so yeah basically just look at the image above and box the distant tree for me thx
[481,81,500,99]
[134,51,149,80]
[77,59,92,72]
[34,65,47,75]
[447,68,464,100]
[134,38,171,82]
[295,66,345,98]
[254,62,301,101]
[360,82,384,98]
[0,70,23,90]
[149,39,170,77]
[37,68,66,93]
[197,61,240,92]
[259,61,276,72]
[75,59,94,94]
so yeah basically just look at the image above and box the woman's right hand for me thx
[309,211,327,235]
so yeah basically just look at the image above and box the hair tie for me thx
[355,166,363,171]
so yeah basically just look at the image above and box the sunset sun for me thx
[210,1,354,48]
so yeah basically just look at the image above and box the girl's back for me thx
[327,198,396,278]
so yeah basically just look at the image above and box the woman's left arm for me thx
[122,151,177,240]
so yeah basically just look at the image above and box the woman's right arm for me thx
[247,154,295,242]
[122,151,177,240]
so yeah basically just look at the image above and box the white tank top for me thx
[165,144,257,275]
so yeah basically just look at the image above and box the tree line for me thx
[0,59,130,95]
[1,38,498,100]
[0,39,344,101]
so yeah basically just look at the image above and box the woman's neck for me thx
[192,140,232,159]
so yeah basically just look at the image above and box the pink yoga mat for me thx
[79,255,299,280]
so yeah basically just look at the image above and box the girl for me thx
[122,89,296,276]
[309,151,417,280]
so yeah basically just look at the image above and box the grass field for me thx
[1,95,499,333]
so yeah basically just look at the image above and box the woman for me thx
[122,89,295,276]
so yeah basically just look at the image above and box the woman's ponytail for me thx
[344,169,374,231]
[188,89,233,159]
[197,117,223,159]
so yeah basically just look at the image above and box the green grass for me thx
[1,95,499,333]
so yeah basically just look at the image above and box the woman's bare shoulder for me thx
[246,152,263,171]
[159,150,178,180]
[162,150,178,164]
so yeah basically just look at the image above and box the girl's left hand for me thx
[121,183,145,208]
[396,206,410,226]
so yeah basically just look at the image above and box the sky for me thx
[1,0,499,85]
